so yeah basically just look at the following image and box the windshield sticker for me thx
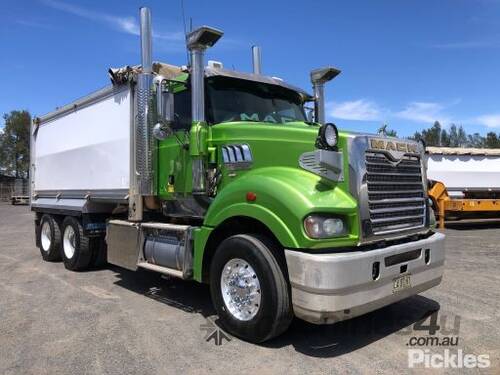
[237,113,295,124]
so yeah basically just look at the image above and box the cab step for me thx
[137,262,185,279]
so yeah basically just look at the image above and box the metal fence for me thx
[0,179,29,202]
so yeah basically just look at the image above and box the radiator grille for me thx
[366,152,425,234]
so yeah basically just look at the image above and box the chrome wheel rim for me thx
[40,221,52,252]
[220,258,261,321]
[63,226,76,259]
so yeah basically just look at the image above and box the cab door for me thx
[157,88,192,199]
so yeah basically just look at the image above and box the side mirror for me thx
[304,105,314,122]
[153,77,174,140]
[152,122,171,140]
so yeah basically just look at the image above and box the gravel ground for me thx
[0,203,499,374]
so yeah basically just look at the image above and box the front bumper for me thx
[285,232,445,324]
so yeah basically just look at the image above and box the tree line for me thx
[380,121,500,148]
[411,121,500,148]
[0,110,31,179]
[1,109,500,181]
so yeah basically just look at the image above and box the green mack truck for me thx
[31,7,445,343]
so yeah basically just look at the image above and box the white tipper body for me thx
[426,147,500,192]
[33,87,131,193]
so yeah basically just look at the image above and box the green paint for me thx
[192,122,358,282]
[155,74,360,283]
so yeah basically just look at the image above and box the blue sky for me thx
[1,0,500,136]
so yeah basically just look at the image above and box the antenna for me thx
[180,0,190,64]
[180,0,188,35]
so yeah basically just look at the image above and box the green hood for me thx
[204,121,358,249]
[210,121,320,169]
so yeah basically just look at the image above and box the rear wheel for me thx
[61,216,93,271]
[38,214,62,261]
[209,234,292,343]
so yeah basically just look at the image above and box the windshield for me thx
[206,77,306,125]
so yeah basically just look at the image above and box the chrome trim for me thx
[312,82,325,124]
[135,73,154,196]
[192,158,206,194]
[371,214,424,224]
[370,205,425,214]
[346,134,428,243]
[284,231,445,324]
[251,45,262,75]
[310,67,341,124]
[32,189,129,202]
[221,144,253,170]
[299,149,344,182]
[128,84,143,220]
[139,7,152,74]
[29,117,35,206]
[142,222,194,279]
[106,220,141,271]
[190,49,205,122]
[35,85,128,125]
[107,219,194,279]
[220,258,262,321]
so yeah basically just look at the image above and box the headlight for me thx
[316,123,339,150]
[304,215,346,239]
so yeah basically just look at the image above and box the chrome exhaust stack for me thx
[310,67,341,124]
[140,7,152,74]
[186,26,223,194]
[252,45,262,75]
[130,7,154,220]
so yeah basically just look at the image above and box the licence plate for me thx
[392,274,412,293]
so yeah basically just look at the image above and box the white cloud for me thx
[395,102,449,124]
[476,114,500,128]
[42,0,183,41]
[327,99,457,127]
[328,99,383,121]
[328,97,500,132]
[430,40,499,49]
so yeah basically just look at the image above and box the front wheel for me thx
[210,234,292,343]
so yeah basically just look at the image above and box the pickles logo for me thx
[370,139,418,160]
[200,317,232,346]
[404,311,491,369]
[408,349,490,369]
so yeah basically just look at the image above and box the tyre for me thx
[61,216,93,271]
[38,214,62,261]
[209,234,293,343]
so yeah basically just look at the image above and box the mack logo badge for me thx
[370,139,418,154]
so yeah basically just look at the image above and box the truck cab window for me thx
[206,77,306,125]
[173,89,192,131]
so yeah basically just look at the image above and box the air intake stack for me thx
[186,26,223,195]
[252,45,262,75]
[310,67,341,124]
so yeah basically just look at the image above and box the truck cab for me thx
[31,7,444,343]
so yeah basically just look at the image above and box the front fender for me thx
[204,167,359,249]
